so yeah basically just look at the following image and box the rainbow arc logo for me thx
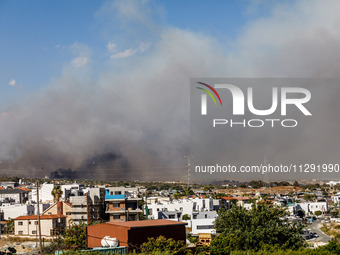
[196,82,222,115]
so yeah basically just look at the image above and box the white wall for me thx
[1,204,35,220]
[15,218,63,237]
[31,183,54,203]
[296,202,328,215]
[147,198,215,220]
[191,218,216,235]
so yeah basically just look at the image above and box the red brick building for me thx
[87,219,187,250]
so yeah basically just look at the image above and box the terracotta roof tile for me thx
[18,187,31,192]
[14,214,66,220]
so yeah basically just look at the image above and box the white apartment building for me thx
[147,198,216,220]
[30,183,54,203]
[30,183,83,203]
[0,204,35,220]
[333,192,340,204]
[191,218,216,235]
[14,214,66,237]
[326,181,340,187]
[295,201,328,215]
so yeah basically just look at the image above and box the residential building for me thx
[326,181,340,187]
[0,182,18,189]
[43,201,73,226]
[0,204,35,220]
[0,189,30,204]
[295,201,328,215]
[191,218,216,235]
[105,187,143,222]
[14,214,66,237]
[333,192,340,204]
[60,183,83,200]
[30,183,54,203]
[0,203,50,220]
[70,188,107,224]
[147,198,216,221]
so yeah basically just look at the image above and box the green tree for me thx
[63,221,87,249]
[250,180,266,189]
[331,209,339,218]
[182,214,191,220]
[183,188,194,196]
[293,181,300,187]
[5,218,14,234]
[173,192,182,199]
[51,185,63,203]
[140,235,187,254]
[211,203,305,254]
[303,193,316,202]
[315,210,322,217]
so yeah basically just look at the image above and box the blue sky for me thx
[0,0,271,109]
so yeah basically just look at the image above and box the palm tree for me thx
[51,186,63,202]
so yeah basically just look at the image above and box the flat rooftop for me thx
[100,219,187,229]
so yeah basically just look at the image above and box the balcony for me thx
[105,194,125,200]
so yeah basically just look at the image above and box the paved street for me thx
[307,219,332,244]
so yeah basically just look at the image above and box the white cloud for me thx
[71,57,88,67]
[138,41,151,53]
[8,79,16,87]
[110,49,135,59]
[110,41,151,59]
[107,41,118,53]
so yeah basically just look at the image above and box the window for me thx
[66,212,72,215]
[35,221,38,225]
[18,222,23,226]
[112,202,120,208]
[28,221,31,225]
[197,225,214,230]
[112,215,120,220]
[205,214,207,218]
[32,230,37,234]
[115,191,122,195]
[193,215,197,219]
[18,231,23,235]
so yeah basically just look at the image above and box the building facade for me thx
[105,187,143,222]
[14,214,66,237]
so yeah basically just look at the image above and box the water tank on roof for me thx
[101,236,118,247]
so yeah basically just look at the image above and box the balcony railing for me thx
[105,194,125,200]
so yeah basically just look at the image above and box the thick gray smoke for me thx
[1,0,340,181]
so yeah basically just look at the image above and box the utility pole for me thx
[36,181,43,254]
[185,156,191,189]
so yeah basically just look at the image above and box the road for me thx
[307,219,332,244]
